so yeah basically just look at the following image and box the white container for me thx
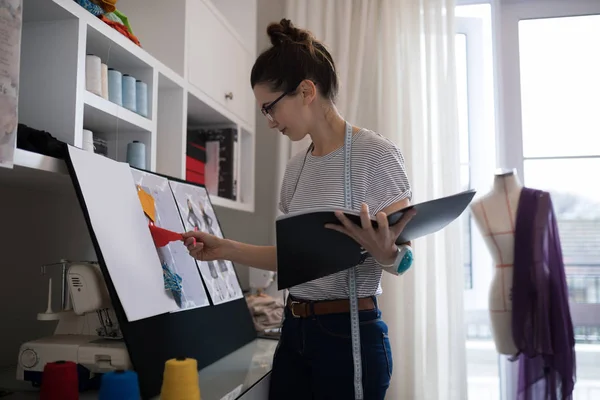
[101,63,109,100]
[85,54,102,96]
[82,129,94,152]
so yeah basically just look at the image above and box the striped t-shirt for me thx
[279,128,412,300]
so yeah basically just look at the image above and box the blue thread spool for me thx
[135,80,148,117]
[122,74,137,112]
[107,68,123,106]
[99,369,140,400]
[126,140,146,169]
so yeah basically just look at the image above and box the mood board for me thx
[63,145,256,399]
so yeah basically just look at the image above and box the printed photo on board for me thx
[130,168,210,311]
[169,180,244,305]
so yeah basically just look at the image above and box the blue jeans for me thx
[268,297,393,399]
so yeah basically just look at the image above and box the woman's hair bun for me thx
[267,18,312,47]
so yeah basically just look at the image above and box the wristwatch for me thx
[379,245,414,276]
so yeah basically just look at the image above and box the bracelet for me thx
[396,245,414,275]
[379,245,414,275]
[378,258,397,268]
[376,245,406,268]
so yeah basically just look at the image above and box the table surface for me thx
[0,338,279,400]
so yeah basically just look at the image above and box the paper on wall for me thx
[0,0,23,169]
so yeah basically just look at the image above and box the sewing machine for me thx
[16,260,131,389]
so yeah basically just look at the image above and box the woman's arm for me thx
[183,230,277,272]
[223,241,278,272]
[380,198,411,215]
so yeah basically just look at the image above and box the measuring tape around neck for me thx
[342,121,363,400]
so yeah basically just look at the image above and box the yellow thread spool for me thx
[160,357,201,400]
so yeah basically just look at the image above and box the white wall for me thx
[213,0,287,291]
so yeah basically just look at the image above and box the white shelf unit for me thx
[16,0,256,212]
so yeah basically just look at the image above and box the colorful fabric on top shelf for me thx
[72,1,141,47]
[74,0,105,16]
[112,10,134,35]
[103,11,124,24]
[100,14,141,47]
[103,10,134,35]
[98,0,117,13]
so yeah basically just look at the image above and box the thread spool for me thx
[107,68,123,106]
[85,54,102,96]
[99,369,140,400]
[122,74,137,112]
[126,140,146,169]
[135,80,148,117]
[40,360,79,400]
[160,357,201,400]
[101,63,109,99]
[82,129,94,152]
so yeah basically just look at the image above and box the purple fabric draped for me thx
[512,187,576,400]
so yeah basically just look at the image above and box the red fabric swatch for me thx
[148,224,183,248]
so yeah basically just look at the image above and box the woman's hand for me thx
[182,230,229,262]
[325,203,417,265]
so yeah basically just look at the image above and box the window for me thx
[498,1,600,398]
[457,1,600,398]
[455,31,474,290]
[455,4,500,399]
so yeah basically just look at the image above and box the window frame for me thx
[456,13,498,322]
[497,0,600,327]
[496,0,600,398]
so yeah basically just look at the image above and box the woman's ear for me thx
[299,80,317,105]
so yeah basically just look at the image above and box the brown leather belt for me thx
[287,297,376,318]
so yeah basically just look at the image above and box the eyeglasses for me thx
[261,91,289,122]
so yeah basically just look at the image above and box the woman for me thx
[183,19,415,400]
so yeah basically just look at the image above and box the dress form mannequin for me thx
[470,169,522,355]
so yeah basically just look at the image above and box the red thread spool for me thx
[40,360,79,400]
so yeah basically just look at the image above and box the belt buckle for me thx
[290,301,301,318]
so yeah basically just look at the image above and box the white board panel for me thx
[130,168,210,310]
[169,180,244,305]
[67,145,178,321]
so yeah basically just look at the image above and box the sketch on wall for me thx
[130,168,210,311]
[0,0,23,168]
[169,180,244,305]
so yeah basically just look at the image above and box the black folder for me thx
[275,189,476,289]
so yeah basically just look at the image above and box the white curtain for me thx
[281,1,467,399]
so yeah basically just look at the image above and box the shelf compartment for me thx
[0,149,70,190]
[19,16,81,146]
[187,88,236,126]
[86,22,152,72]
[156,72,186,179]
[83,91,153,134]
[184,124,254,213]
[85,21,155,120]
[91,130,153,171]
